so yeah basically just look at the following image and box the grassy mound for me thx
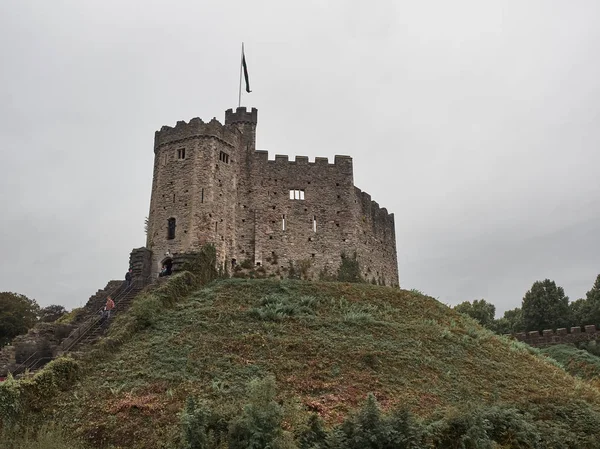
[4,277,600,448]
[541,344,600,383]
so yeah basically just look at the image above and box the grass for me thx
[541,344,600,382]
[6,278,600,448]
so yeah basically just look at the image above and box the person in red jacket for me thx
[104,296,115,319]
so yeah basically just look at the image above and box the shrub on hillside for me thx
[2,425,89,449]
[228,376,295,449]
[426,405,539,448]
[180,397,222,449]
[0,357,80,430]
[249,294,319,321]
[336,252,362,283]
[130,271,198,330]
[323,394,424,449]
[181,245,219,284]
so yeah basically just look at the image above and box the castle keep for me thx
[145,107,399,286]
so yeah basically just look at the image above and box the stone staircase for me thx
[61,284,142,353]
[11,283,143,377]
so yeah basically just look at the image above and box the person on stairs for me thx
[104,296,115,320]
[125,268,133,288]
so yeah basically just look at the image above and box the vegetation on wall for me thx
[336,252,362,283]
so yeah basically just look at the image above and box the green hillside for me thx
[541,344,600,384]
[3,274,600,448]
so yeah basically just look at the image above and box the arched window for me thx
[167,217,176,240]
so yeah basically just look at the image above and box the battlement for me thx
[154,117,240,150]
[512,325,600,347]
[355,187,395,223]
[253,151,353,168]
[225,107,258,125]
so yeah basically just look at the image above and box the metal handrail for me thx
[61,282,136,353]
[61,275,153,353]
[61,275,154,354]
[12,350,40,374]
[8,276,153,376]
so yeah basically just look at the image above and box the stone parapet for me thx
[154,117,240,150]
[512,325,600,347]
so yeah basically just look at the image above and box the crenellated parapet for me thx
[225,106,258,125]
[154,117,240,151]
[512,325,600,347]
[354,187,395,235]
[253,152,353,168]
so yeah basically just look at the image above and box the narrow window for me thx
[177,148,186,159]
[167,218,176,240]
[173,193,176,203]
[282,214,286,231]
[215,222,218,233]
[289,189,305,200]
[313,216,317,232]
[201,188,204,203]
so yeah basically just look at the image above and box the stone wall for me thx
[129,247,152,287]
[0,323,76,375]
[354,187,398,286]
[513,325,600,347]
[146,107,399,286]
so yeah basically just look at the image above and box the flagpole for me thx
[238,42,244,108]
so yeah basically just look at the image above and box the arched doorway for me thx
[159,258,173,277]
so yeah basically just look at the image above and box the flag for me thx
[242,47,251,93]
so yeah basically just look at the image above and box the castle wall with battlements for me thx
[146,107,399,285]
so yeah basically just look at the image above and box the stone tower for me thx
[146,107,399,286]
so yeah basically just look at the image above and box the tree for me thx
[569,298,589,326]
[584,274,600,326]
[453,299,496,328]
[0,292,40,346]
[522,279,569,332]
[568,274,600,327]
[492,307,524,334]
[39,305,67,323]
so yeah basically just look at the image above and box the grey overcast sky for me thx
[1,0,599,315]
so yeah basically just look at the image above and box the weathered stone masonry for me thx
[145,107,399,286]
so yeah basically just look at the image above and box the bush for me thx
[0,375,22,429]
[426,405,539,448]
[337,252,362,283]
[2,425,88,449]
[0,357,80,430]
[180,397,219,449]
[181,245,219,285]
[130,271,198,331]
[325,394,424,449]
[249,294,319,321]
[228,376,294,449]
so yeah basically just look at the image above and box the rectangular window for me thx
[313,216,317,232]
[177,148,186,159]
[289,189,305,200]
[201,188,204,203]
[167,218,176,240]
[282,214,286,231]
[219,151,230,164]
